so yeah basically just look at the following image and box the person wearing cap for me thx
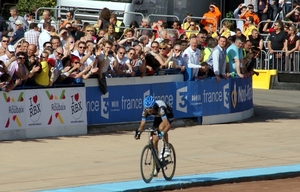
[200,3,221,32]
[8,6,28,34]
[234,4,248,32]
[10,20,25,46]
[240,4,260,28]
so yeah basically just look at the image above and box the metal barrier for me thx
[266,50,300,72]
[182,16,218,31]
[147,14,179,22]
[35,7,69,32]
[256,50,269,70]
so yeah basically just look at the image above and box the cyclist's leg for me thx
[158,117,173,145]
[152,117,161,153]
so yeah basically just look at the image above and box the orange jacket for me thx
[239,12,260,28]
[200,5,221,32]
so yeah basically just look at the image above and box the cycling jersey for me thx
[141,100,174,121]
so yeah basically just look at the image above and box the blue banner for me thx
[86,77,253,125]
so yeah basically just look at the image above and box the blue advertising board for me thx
[86,77,253,125]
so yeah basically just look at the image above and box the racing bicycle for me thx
[140,128,176,183]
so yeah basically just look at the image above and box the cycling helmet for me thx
[143,95,156,108]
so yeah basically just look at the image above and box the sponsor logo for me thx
[48,113,64,125]
[176,86,188,113]
[5,115,22,128]
[70,91,83,120]
[231,83,238,108]
[28,92,42,123]
[223,83,230,109]
[3,92,24,102]
[46,90,66,100]
[101,92,109,119]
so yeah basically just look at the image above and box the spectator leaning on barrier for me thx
[206,36,229,82]
[98,40,115,78]
[226,37,245,78]
[131,44,146,76]
[267,20,287,69]
[25,23,40,47]
[182,36,202,78]
[201,3,221,32]
[284,25,300,71]
[172,44,186,72]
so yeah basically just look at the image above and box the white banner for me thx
[0,87,87,130]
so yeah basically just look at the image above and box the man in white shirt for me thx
[98,40,115,77]
[38,22,51,54]
[71,41,93,70]
[182,37,202,78]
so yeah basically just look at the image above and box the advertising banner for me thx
[0,87,87,130]
[86,78,253,125]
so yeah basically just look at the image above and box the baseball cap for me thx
[7,45,15,52]
[47,58,56,67]
[15,20,23,25]
[241,4,247,8]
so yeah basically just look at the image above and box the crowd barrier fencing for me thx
[147,14,180,23]
[266,50,300,72]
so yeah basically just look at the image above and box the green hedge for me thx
[16,0,57,16]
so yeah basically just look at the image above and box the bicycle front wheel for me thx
[140,144,155,183]
[162,143,176,181]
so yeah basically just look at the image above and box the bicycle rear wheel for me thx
[161,143,176,181]
[140,145,155,183]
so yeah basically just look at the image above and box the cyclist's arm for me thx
[137,119,146,132]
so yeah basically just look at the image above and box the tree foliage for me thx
[16,0,57,16]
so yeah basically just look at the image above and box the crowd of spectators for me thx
[0,1,300,92]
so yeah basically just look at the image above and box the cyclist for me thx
[134,95,174,158]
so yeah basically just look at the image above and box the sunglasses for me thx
[17,57,25,60]
[40,56,46,58]
[86,30,94,32]
[79,46,86,49]
[159,47,166,50]
[248,7,254,9]
[118,52,125,55]
[2,40,8,43]
[56,51,64,56]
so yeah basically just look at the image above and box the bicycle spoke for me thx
[161,143,176,181]
[140,145,155,183]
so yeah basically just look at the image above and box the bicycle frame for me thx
[146,129,165,169]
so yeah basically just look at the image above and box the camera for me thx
[108,50,114,55]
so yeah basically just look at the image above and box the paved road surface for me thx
[0,89,300,192]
